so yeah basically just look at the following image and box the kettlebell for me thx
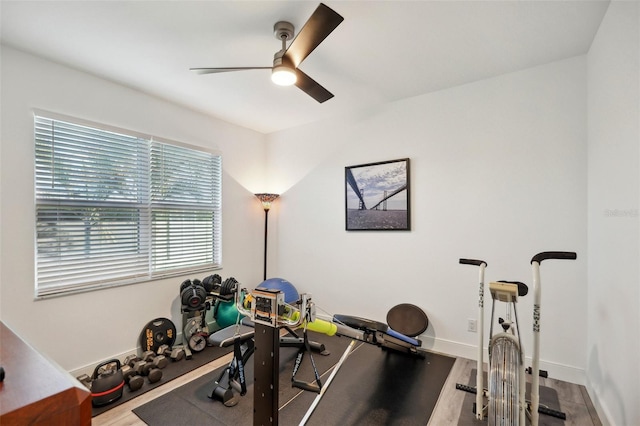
[91,359,124,407]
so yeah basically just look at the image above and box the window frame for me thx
[33,110,222,299]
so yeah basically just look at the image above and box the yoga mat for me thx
[133,332,455,426]
[279,343,456,425]
[457,369,564,425]
[92,344,233,417]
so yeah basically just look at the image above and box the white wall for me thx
[0,46,267,372]
[587,2,640,425]
[267,56,588,384]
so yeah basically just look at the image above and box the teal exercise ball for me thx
[215,300,243,328]
[258,278,299,304]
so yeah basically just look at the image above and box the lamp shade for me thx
[271,65,297,86]
[255,193,279,210]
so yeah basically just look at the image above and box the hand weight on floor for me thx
[147,367,163,384]
[142,350,169,369]
[125,353,162,382]
[157,344,185,362]
[129,359,163,383]
[121,365,144,391]
[76,373,92,390]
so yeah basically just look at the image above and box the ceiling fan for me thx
[190,3,344,103]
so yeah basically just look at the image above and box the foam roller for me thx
[305,318,338,336]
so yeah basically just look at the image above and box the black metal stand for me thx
[253,322,280,425]
[263,209,269,281]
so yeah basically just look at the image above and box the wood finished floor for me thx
[92,353,602,426]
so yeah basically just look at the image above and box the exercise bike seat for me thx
[497,280,529,297]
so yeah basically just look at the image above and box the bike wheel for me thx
[488,335,521,425]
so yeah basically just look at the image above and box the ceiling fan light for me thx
[271,65,297,86]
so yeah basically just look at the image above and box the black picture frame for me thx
[345,158,411,231]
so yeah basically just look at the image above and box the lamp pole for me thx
[254,193,279,281]
[262,208,269,281]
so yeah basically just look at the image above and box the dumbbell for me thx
[134,360,163,384]
[143,363,162,384]
[76,374,92,390]
[124,354,163,384]
[124,354,142,371]
[141,350,169,369]
[157,344,185,362]
[121,365,144,391]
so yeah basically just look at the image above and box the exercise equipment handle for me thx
[292,381,321,393]
[460,256,487,420]
[530,249,576,426]
[459,258,487,267]
[530,251,576,264]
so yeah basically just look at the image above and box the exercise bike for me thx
[457,251,576,425]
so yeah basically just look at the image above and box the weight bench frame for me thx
[332,314,426,358]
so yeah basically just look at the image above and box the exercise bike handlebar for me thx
[530,250,576,426]
[459,257,486,420]
[459,258,487,267]
[530,251,576,264]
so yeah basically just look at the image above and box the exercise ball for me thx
[215,300,243,328]
[257,278,299,303]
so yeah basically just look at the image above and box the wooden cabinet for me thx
[0,321,91,425]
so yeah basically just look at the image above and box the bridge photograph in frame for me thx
[345,158,410,231]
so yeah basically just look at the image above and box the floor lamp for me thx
[255,193,279,281]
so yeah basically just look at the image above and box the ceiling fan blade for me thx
[294,68,334,103]
[284,3,344,68]
[190,67,271,75]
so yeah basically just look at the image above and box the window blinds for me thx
[34,114,221,297]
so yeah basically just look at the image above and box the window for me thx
[34,113,222,298]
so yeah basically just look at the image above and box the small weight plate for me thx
[140,318,177,353]
[188,333,207,352]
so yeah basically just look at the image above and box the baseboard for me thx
[69,332,191,379]
[70,348,140,379]
[419,335,586,386]
[69,313,228,378]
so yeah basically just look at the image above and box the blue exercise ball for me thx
[258,278,299,304]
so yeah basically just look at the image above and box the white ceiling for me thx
[1,1,609,134]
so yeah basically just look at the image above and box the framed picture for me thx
[345,158,410,231]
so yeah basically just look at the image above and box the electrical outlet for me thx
[467,319,477,333]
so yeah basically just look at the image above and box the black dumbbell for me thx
[147,367,163,384]
[125,355,146,374]
[124,353,162,384]
[142,350,169,369]
[121,365,144,391]
[157,344,185,362]
[129,359,163,383]
[76,373,92,390]
[124,354,141,367]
